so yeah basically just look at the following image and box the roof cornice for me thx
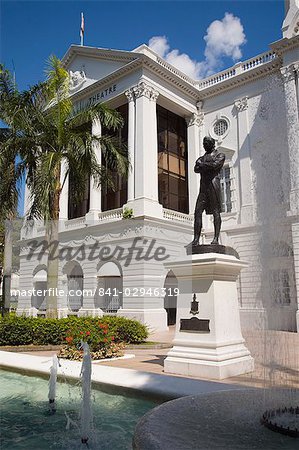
[62,45,140,67]
[270,34,299,54]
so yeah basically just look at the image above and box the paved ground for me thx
[23,327,299,389]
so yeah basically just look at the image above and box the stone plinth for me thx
[164,253,254,380]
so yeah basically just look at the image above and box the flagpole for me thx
[80,12,84,46]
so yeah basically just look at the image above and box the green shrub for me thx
[0,314,148,346]
[100,316,149,343]
[59,319,125,360]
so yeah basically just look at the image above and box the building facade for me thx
[17,2,299,332]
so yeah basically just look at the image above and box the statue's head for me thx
[203,136,215,153]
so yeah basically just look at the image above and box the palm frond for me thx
[69,102,124,131]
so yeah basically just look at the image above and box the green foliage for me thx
[99,316,148,343]
[122,207,134,219]
[0,58,129,223]
[59,318,125,360]
[0,314,148,347]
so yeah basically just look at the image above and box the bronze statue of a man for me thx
[192,136,225,246]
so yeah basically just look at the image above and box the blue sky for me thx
[0,0,285,214]
[1,1,285,90]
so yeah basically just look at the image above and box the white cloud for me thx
[165,50,203,79]
[148,36,169,58]
[148,13,246,79]
[204,13,246,74]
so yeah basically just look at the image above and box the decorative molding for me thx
[150,89,159,102]
[196,100,203,111]
[124,88,134,102]
[132,81,159,101]
[280,64,297,82]
[69,68,86,91]
[186,112,204,127]
[234,96,248,112]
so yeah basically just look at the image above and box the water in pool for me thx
[0,369,156,449]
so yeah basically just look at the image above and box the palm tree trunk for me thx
[46,222,59,318]
[46,169,61,319]
[1,219,13,316]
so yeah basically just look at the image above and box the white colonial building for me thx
[17,2,299,332]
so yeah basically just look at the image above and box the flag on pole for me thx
[80,12,84,46]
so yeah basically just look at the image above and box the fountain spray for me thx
[80,342,92,445]
[48,354,58,413]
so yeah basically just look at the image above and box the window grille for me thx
[220,166,232,213]
[214,119,228,137]
[270,269,291,304]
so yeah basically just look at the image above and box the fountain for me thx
[80,342,93,445]
[46,343,93,445]
[48,354,58,413]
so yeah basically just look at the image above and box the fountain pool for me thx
[133,389,299,450]
[0,369,157,449]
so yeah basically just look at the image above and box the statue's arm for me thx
[201,153,225,170]
[194,157,204,173]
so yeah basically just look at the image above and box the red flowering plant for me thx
[59,319,125,361]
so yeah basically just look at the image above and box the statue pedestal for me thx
[164,253,254,380]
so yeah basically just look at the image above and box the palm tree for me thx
[0,67,23,314]
[0,56,128,317]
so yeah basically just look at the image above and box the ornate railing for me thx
[64,216,86,229]
[163,208,193,224]
[198,67,236,89]
[241,51,276,71]
[197,50,277,90]
[98,208,123,222]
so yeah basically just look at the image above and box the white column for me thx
[86,118,102,221]
[186,112,203,214]
[125,89,135,202]
[234,96,254,223]
[59,159,69,221]
[291,222,299,332]
[281,63,299,214]
[132,81,163,218]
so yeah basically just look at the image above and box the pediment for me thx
[62,45,140,93]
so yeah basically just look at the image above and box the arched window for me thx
[32,267,47,310]
[95,261,123,313]
[67,263,84,311]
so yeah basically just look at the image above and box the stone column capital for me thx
[234,96,248,112]
[280,63,298,82]
[132,81,159,101]
[186,112,204,127]
[125,88,135,102]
